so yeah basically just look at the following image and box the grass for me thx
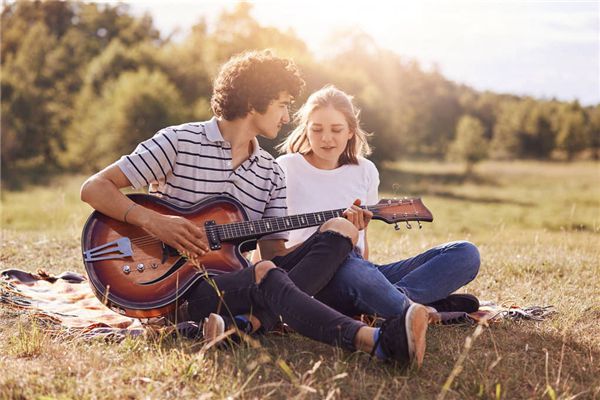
[1,160,599,399]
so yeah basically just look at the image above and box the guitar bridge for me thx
[84,237,133,262]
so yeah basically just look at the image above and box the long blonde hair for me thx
[278,85,371,165]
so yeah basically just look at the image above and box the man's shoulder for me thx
[255,148,285,178]
[163,121,208,135]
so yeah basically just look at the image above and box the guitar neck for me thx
[215,207,360,242]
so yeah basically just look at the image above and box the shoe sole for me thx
[405,304,429,368]
[203,313,225,344]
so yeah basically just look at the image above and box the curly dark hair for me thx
[211,50,305,120]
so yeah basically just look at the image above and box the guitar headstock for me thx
[369,198,434,225]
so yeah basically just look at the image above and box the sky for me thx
[121,0,600,105]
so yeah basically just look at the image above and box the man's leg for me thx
[314,251,412,318]
[272,218,357,296]
[377,241,480,304]
[185,261,363,350]
[189,261,429,366]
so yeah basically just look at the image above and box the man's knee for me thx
[254,260,277,283]
[319,217,359,246]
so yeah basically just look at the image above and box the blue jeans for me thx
[314,241,480,318]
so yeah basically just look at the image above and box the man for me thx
[80,50,429,367]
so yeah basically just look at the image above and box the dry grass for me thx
[1,161,599,399]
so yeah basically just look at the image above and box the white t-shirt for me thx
[276,153,380,254]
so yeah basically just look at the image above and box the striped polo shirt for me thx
[116,117,289,240]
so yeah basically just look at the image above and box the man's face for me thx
[251,91,292,139]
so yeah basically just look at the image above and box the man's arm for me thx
[80,164,209,258]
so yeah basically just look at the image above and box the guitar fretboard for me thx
[214,208,365,242]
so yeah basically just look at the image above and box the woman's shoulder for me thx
[275,153,303,169]
[276,153,302,162]
[357,157,379,174]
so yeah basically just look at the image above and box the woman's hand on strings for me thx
[343,199,373,231]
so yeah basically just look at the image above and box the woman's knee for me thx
[254,260,277,283]
[457,241,480,279]
[319,217,359,246]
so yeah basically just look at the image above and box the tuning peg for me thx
[405,221,412,229]
[394,223,400,231]
[417,221,422,229]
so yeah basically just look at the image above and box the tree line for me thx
[2,1,599,185]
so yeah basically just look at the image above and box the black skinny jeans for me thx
[185,231,365,351]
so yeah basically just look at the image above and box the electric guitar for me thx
[81,194,433,318]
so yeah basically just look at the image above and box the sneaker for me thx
[372,303,429,367]
[202,313,225,344]
[426,294,479,313]
[202,313,253,345]
[428,311,476,326]
[164,300,191,324]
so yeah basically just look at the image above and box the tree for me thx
[1,22,58,171]
[63,69,187,171]
[448,115,489,174]
[555,101,588,160]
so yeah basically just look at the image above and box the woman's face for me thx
[305,105,353,169]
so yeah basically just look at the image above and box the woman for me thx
[275,85,481,319]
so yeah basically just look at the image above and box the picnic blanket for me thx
[0,268,555,340]
[0,268,201,340]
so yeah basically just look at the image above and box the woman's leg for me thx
[314,251,412,318]
[377,241,480,304]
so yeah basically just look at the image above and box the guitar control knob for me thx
[137,263,145,272]
[123,265,131,274]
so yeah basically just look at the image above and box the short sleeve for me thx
[261,162,289,241]
[366,160,380,205]
[116,128,178,189]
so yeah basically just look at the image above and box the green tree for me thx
[555,101,588,160]
[1,21,58,171]
[587,105,600,160]
[449,115,489,174]
[64,69,187,171]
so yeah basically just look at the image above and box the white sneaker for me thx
[202,313,225,344]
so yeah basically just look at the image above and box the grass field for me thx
[1,160,599,399]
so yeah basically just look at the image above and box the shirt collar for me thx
[205,116,261,161]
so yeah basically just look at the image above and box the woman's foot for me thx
[426,293,479,313]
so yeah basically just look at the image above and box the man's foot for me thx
[426,293,479,313]
[202,313,225,344]
[372,303,429,367]
[202,313,254,345]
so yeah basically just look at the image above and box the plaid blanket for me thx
[1,269,555,339]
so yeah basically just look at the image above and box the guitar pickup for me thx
[205,220,221,250]
[84,237,133,262]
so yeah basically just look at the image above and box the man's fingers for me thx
[183,224,209,252]
[178,237,207,258]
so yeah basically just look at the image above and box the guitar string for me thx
[125,201,419,245]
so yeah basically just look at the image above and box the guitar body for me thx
[82,194,251,318]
